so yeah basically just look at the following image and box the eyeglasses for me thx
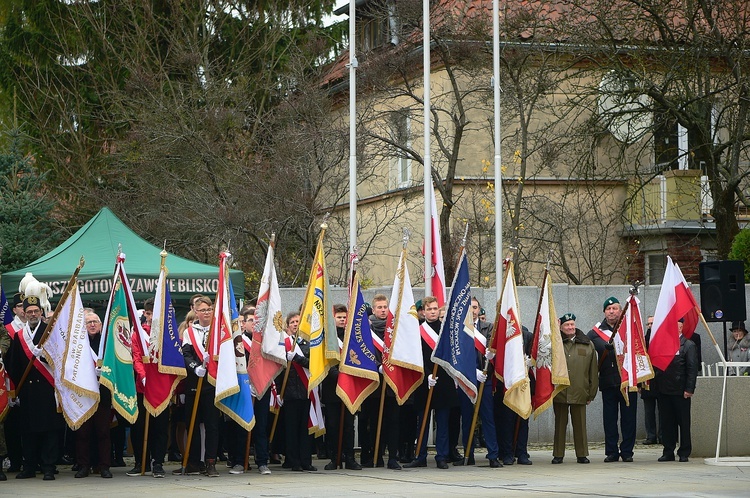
[196,308,213,313]
[25,308,42,315]
[86,320,100,325]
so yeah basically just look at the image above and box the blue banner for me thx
[0,285,12,328]
[431,248,479,404]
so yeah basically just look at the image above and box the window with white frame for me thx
[390,109,411,188]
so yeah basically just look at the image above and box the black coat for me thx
[587,320,621,391]
[653,335,698,396]
[416,319,458,410]
[6,322,64,432]
[283,337,311,401]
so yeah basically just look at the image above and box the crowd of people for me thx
[0,288,712,482]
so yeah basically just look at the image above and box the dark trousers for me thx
[602,387,637,458]
[359,395,400,464]
[227,417,249,466]
[185,389,219,463]
[416,407,450,463]
[643,395,660,442]
[284,398,312,468]
[130,393,169,466]
[22,429,59,475]
[459,387,499,460]
[398,402,417,461]
[553,402,589,458]
[658,394,692,458]
[253,390,270,466]
[324,401,355,463]
[495,393,529,461]
[76,387,112,469]
[4,406,24,468]
[449,406,461,456]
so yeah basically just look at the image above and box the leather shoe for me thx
[679,456,689,463]
[387,460,402,470]
[16,470,36,479]
[324,461,337,470]
[622,456,633,462]
[436,460,449,469]
[577,457,590,464]
[75,467,90,478]
[403,459,427,468]
[345,460,362,470]
[291,466,303,472]
[100,468,113,478]
[643,439,657,445]
[502,458,515,466]
[302,465,317,471]
[452,458,465,466]
[658,455,675,462]
[0,471,6,482]
[517,458,532,465]
[467,455,475,466]
[604,454,619,462]
[551,457,563,464]
[450,450,463,462]
[43,472,55,481]
[489,458,502,468]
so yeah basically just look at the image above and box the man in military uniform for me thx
[588,297,637,463]
[6,295,64,480]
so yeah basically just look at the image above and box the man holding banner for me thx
[6,296,63,480]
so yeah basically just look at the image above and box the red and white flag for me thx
[617,294,654,402]
[530,272,569,418]
[491,261,531,419]
[424,185,446,307]
[384,251,424,405]
[649,257,700,371]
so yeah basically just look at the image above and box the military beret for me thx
[560,313,576,325]
[603,296,620,311]
[415,299,423,311]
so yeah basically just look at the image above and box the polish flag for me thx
[649,256,699,371]
[423,185,446,306]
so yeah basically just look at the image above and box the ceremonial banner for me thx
[100,259,139,424]
[618,294,654,403]
[44,282,99,429]
[530,272,569,418]
[210,252,254,430]
[650,257,700,371]
[425,185,447,307]
[431,248,478,404]
[492,261,532,419]
[1,285,13,335]
[250,241,285,397]
[384,251,424,405]
[143,260,187,416]
[336,274,380,413]
[298,231,338,393]
[0,352,10,420]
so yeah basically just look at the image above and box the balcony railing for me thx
[626,169,712,225]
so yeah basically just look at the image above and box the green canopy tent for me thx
[2,207,244,303]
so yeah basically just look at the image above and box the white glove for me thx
[9,397,20,408]
[286,350,296,361]
[525,355,532,369]
[32,345,44,358]
[179,394,186,404]
[484,349,495,361]
[427,374,437,389]
[250,383,257,398]
[95,367,102,377]
[476,369,487,384]
[378,365,384,374]
[203,352,210,363]
[195,365,207,377]
[142,377,147,387]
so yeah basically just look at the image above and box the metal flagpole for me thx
[349,0,358,257]
[424,0,432,298]
[493,0,503,304]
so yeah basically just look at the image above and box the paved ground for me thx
[2,446,749,497]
